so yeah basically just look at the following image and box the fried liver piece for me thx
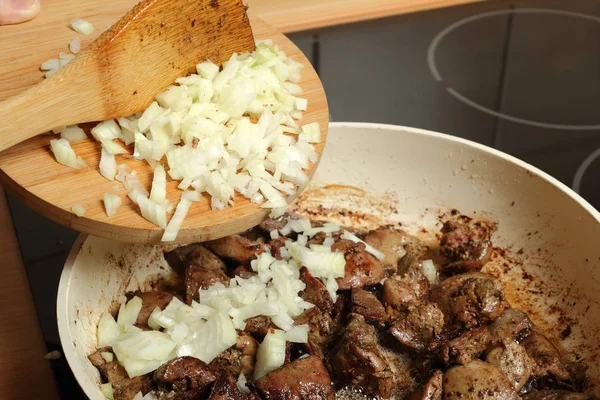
[210,331,258,377]
[245,315,277,341]
[521,332,587,391]
[440,216,497,273]
[299,267,334,314]
[442,326,492,365]
[408,369,443,400]
[293,307,334,359]
[382,276,418,309]
[185,265,229,303]
[332,239,386,290]
[205,233,268,265]
[132,291,175,328]
[351,288,388,324]
[154,356,217,399]
[329,313,394,398]
[522,391,599,400]
[88,347,153,400]
[389,301,445,352]
[363,226,428,274]
[255,355,335,400]
[430,272,507,330]
[443,359,518,399]
[164,244,225,275]
[207,374,259,400]
[488,308,533,342]
[486,341,534,391]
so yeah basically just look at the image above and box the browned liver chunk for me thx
[88,347,152,400]
[363,226,427,274]
[329,313,394,398]
[210,331,258,377]
[185,265,229,303]
[430,272,507,330]
[443,359,518,399]
[205,233,268,265]
[408,369,443,400]
[299,267,334,314]
[132,291,174,328]
[351,287,388,323]
[293,307,334,359]
[389,301,444,352]
[154,356,217,399]
[255,355,335,399]
[332,239,385,290]
[439,216,497,274]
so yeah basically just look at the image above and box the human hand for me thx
[0,0,40,25]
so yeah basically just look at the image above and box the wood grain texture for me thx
[247,0,486,33]
[0,0,254,151]
[0,188,59,400]
[0,12,328,244]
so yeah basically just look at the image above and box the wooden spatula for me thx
[0,0,254,152]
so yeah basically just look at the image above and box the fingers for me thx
[0,0,41,25]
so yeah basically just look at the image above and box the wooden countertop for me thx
[0,189,59,400]
[248,0,486,33]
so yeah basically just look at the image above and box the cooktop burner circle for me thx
[428,8,600,131]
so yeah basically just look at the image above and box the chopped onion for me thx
[162,196,192,242]
[421,259,439,285]
[295,98,308,111]
[299,122,321,143]
[100,383,113,400]
[97,313,120,347]
[237,374,250,394]
[97,217,357,385]
[113,330,175,377]
[196,61,220,80]
[102,140,128,155]
[100,352,114,362]
[132,391,157,400]
[99,149,117,181]
[69,37,81,54]
[58,58,71,68]
[71,204,86,217]
[58,41,324,239]
[44,68,59,78]
[136,194,167,229]
[254,329,286,380]
[138,102,164,132]
[70,18,95,35]
[149,165,167,204]
[103,193,122,217]
[181,311,237,363]
[44,350,62,360]
[60,125,87,142]
[50,139,78,168]
[91,120,121,142]
[341,230,386,260]
[285,324,308,343]
[40,59,59,71]
[117,296,143,328]
[288,242,345,279]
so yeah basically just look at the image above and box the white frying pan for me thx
[57,122,600,399]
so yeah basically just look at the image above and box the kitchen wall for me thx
[6,0,600,395]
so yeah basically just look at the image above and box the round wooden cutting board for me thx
[0,14,328,244]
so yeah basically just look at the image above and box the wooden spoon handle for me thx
[0,64,100,152]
